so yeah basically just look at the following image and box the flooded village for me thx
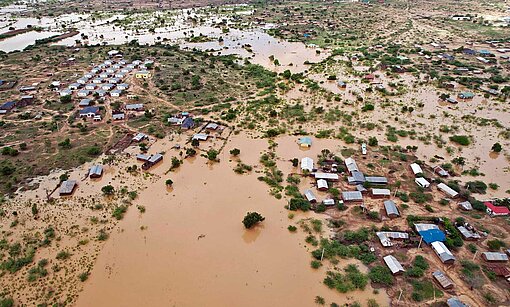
[1,0,510,306]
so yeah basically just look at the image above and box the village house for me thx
[415,177,430,188]
[117,83,129,90]
[142,153,163,170]
[348,171,365,185]
[132,133,148,142]
[434,165,449,177]
[415,224,446,244]
[410,163,423,176]
[77,77,88,84]
[192,133,209,141]
[95,90,107,97]
[314,173,339,181]
[457,225,481,240]
[304,189,317,203]
[135,70,151,79]
[125,103,144,111]
[345,157,359,174]
[102,83,115,91]
[68,83,81,90]
[458,201,472,211]
[206,123,219,130]
[376,232,408,247]
[85,83,96,90]
[371,188,390,198]
[323,199,335,206]
[18,96,34,107]
[482,252,509,263]
[298,137,312,148]
[383,200,400,218]
[109,77,121,84]
[79,99,92,107]
[59,180,77,196]
[77,90,90,97]
[317,179,328,191]
[0,101,16,112]
[112,113,125,120]
[383,255,405,275]
[447,297,468,307]
[458,92,474,99]
[485,202,510,217]
[341,191,363,203]
[79,106,100,118]
[301,157,314,172]
[365,176,388,185]
[59,89,72,97]
[431,241,456,264]
[432,271,454,289]
[110,90,122,97]
[89,165,103,178]
[437,183,458,198]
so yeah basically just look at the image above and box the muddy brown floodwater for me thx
[76,133,389,307]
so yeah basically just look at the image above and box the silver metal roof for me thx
[482,252,509,262]
[383,200,399,216]
[383,255,405,274]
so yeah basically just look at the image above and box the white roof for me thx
[317,179,328,189]
[304,189,317,202]
[342,191,363,201]
[345,157,359,173]
[415,177,430,187]
[376,232,408,247]
[301,157,314,172]
[372,188,390,196]
[323,199,335,206]
[410,163,423,175]
[415,223,439,232]
[383,255,405,274]
[314,173,339,180]
[192,133,209,141]
[431,241,455,263]
[482,252,509,262]
[437,183,458,198]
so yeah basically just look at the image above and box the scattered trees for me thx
[242,212,265,229]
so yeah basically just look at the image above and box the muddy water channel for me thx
[76,134,389,306]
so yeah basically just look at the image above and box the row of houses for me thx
[0,96,35,114]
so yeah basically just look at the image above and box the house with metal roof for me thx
[79,99,92,107]
[59,180,77,195]
[68,83,81,90]
[135,70,151,79]
[0,101,16,111]
[356,184,367,193]
[125,103,144,111]
[432,270,454,289]
[383,255,405,275]
[365,176,388,185]
[192,133,209,141]
[317,179,328,191]
[323,199,335,206]
[77,89,90,97]
[132,133,148,142]
[410,163,423,176]
[342,191,363,202]
[79,106,100,118]
[447,297,468,307]
[314,173,339,181]
[458,92,474,99]
[376,232,408,247]
[371,188,390,198]
[298,137,312,148]
[300,157,314,172]
[431,241,455,264]
[59,89,72,97]
[89,165,103,178]
[142,153,163,170]
[434,165,449,177]
[383,200,400,218]
[112,113,125,120]
[415,224,446,244]
[181,117,195,129]
[457,226,481,240]
[206,123,219,130]
[437,183,458,198]
[117,83,129,90]
[304,189,317,203]
[482,252,509,262]
[415,177,430,188]
[485,202,510,217]
[344,157,359,174]
[458,201,472,211]
[348,171,365,185]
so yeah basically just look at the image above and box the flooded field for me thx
[75,134,389,307]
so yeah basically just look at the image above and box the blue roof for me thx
[0,80,3,85]
[298,137,312,145]
[479,49,491,54]
[0,101,16,109]
[80,106,99,114]
[181,117,195,129]
[418,229,446,244]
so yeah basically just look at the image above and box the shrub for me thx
[242,212,265,229]
[449,135,470,146]
[487,239,506,251]
[230,148,241,156]
[101,185,115,196]
[368,266,393,285]
[288,225,297,232]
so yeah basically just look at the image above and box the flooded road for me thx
[76,134,389,307]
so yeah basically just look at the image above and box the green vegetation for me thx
[242,212,265,229]
[449,135,470,146]
[323,264,368,293]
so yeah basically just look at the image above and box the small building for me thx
[365,176,388,185]
[59,89,72,97]
[102,83,115,91]
[485,202,510,217]
[432,271,454,289]
[337,80,346,88]
[415,177,430,188]
[110,90,122,97]
[304,189,317,203]
[142,153,163,170]
[371,188,391,198]
[447,297,468,307]
[192,133,209,141]
[136,154,149,161]
[77,78,88,84]
[0,101,16,111]
[376,232,408,247]
[458,92,474,99]
[342,191,363,202]
[125,103,144,111]
[383,255,405,275]
[135,70,151,79]
[92,78,103,84]
[89,165,103,178]
[410,163,423,176]
[301,157,314,172]
[79,106,100,118]
[206,123,219,130]
[457,226,481,240]
[112,113,125,120]
[344,157,359,174]
[109,78,121,84]
[482,252,509,263]
[434,165,449,177]
[348,171,366,185]
[85,83,96,90]
[314,173,339,181]
[437,183,458,198]
[95,89,107,97]
[383,200,400,218]
[117,83,129,90]
[298,137,312,148]
[59,180,77,195]
[323,199,335,206]
[132,133,148,142]
[181,117,195,129]
[79,99,92,107]
[415,224,446,244]
[431,241,455,264]
[18,96,34,107]
[361,143,367,155]
[168,117,184,125]
[458,201,472,211]
[77,90,90,97]
[68,83,81,90]
[317,179,328,191]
